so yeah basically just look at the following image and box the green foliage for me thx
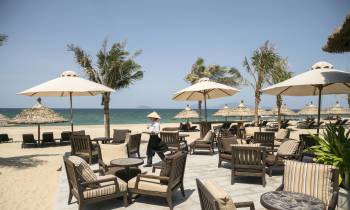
[0,34,8,46]
[308,125,350,181]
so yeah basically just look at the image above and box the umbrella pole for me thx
[317,86,323,135]
[38,124,41,144]
[204,92,207,122]
[69,92,74,132]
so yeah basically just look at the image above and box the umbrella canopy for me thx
[174,105,199,120]
[9,98,67,141]
[172,78,239,121]
[213,104,231,117]
[298,101,319,116]
[323,13,350,53]
[0,113,9,126]
[257,107,273,116]
[262,61,350,133]
[228,100,254,118]
[18,71,114,131]
[325,101,350,115]
[271,103,296,116]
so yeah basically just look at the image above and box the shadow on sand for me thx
[0,154,60,169]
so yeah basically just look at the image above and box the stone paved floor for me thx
[54,142,283,210]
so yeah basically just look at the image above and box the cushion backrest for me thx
[22,134,35,143]
[220,136,238,153]
[283,160,337,206]
[67,155,99,188]
[244,127,260,137]
[99,143,128,165]
[0,134,9,141]
[113,129,131,143]
[203,179,236,210]
[42,132,54,143]
[277,140,300,156]
[203,130,214,143]
[275,129,290,141]
[61,131,72,142]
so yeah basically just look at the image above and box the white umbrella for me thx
[262,61,350,134]
[172,78,239,121]
[18,71,114,131]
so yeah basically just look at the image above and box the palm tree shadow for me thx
[0,154,60,169]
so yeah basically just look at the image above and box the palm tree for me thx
[269,58,292,127]
[243,41,281,124]
[185,57,243,119]
[68,40,144,137]
[0,34,7,46]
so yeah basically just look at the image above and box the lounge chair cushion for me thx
[128,175,168,193]
[221,136,238,153]
[220,153,231,161]
[283,160,336,206]
[204,180,236,210]
[68,156,99,188]
[99,143,128,165]
[202,130,214,143]
[277,140,299,156]
[83,178,127,199]
[275,129,289,141]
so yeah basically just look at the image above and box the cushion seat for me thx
[265,154,284,166]
[128,175,168,193]
[204,180,236,210]
[83,178,127,199]
[220,153,231,160]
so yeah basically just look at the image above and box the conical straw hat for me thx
[147,111,161,119]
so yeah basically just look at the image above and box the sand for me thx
[0,122,317,210]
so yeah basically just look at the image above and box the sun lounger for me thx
[0,134,13,143]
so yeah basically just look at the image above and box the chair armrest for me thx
[81,177,117,187]
[328,191,338,210]
[234,201,255,210]
[138,173,170,181]
[93,168,103,174]
[276,183,284,191]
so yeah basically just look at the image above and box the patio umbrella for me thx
[298,101,319,116]
[257,107,273,116]
[172,78,239,121]
[18,71,114,131]
[271,103,296,116]
[213,104,231,121]
[228,100,254,120]
[9,98,67,142]
[262,61,350,134]
[325,101,350,116]
[174,105,199,122]
[0,114,9,126]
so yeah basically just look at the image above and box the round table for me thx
[260,191,325,210]
[110,158,144,181]
[92,137,113,144]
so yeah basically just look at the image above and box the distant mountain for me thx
[135,105,153,109]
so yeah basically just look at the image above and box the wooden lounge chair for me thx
[71,135,98,164]
[126,133,142,158]
[160,131,187,153]
[190,130,215,155]
[299,134,318,161]
[0,133,13,143]
[42,132,56,146]
[266,140,301,176]
[21,134,38,148]
[340,119,348,126]
[196,178,255,210]
[252,132,275,153]
[274,129,290,147]
[60,131,72,144]
[112,129,131,143]
[277,160,339,210]
[63,156,128,210]
[231,144,266,187]
[217,136,238,167]
[128,151,188,210]
[97,143,141,182]
[162,127,180,131]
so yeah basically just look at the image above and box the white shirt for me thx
[148,121,160,134]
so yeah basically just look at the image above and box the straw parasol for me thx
[174,105,199,123]
[325,101,350,116]
[257,107,273,116]
[0,113,9,126]
[262,61,350,134]
[18,71,114,131]
[172,78,239,121]
[271,103,296,116]
[213,104,231,121]
[323,13,350,53]
[9,98,67,142]
[228,100,254,119]
[297,101,319,116]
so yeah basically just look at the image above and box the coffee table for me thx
[92,137,113,144]
[110,158,144,181]
[260,191,325,210]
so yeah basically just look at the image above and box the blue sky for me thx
[1,0,350,109]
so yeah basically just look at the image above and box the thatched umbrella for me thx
[9,98,67,142]
[213,104,231,121]
[174,105,199,122]
[0,114,9,126]
[298,101,320,116]
[271,103,296,117]
[228,100,254,120]
[323,13,350,53]
[325,101,350,116]
[257,107,273,116]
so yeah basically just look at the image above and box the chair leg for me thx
[78,202,83,210]
[231,171,235,185]
[68,191,73,204]
[166,194,173,210]
[123,193,128,207]
[262,175,266,187]
[137,151,140,158]
[218,160,222,168]
[180,183,185,197]
[269,167,273,177]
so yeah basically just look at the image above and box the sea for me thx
[0,108,272,125]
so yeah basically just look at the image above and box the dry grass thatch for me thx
[323,13,350,53]
[271,104,296,116]
[174,106,199,119]
[0,113,10,126]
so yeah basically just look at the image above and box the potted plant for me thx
[308,125,350,189]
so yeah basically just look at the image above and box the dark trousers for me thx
[146,134,168,164]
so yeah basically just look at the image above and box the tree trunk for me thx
[348,94,350,108]
[102,93,111,138]
[276,95,282,128]
[198,100,202,121]
[255,90,260,126]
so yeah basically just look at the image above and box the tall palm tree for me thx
[0,34,7,46]
[243,41,281,124]
[185,57,243,119]
[68,40,144,137]
[269,58,292,127]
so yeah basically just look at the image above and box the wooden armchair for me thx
[252,132,274,153]
[299,134,317,160]
[274,129,290,147]
[277,160,339,210]
[112,129,131,143]
[217,136,238,167]
[196,178,255,210]
[126,133,142,158]
[71,135,98,164]
[160,131,187,153]
[128,151,188,210]
[21,134,38,148]
[231,144,266,187]
[190,130,215,155]
[0,134,13,143]
[266,140,301,176]
[63,156,128,210]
